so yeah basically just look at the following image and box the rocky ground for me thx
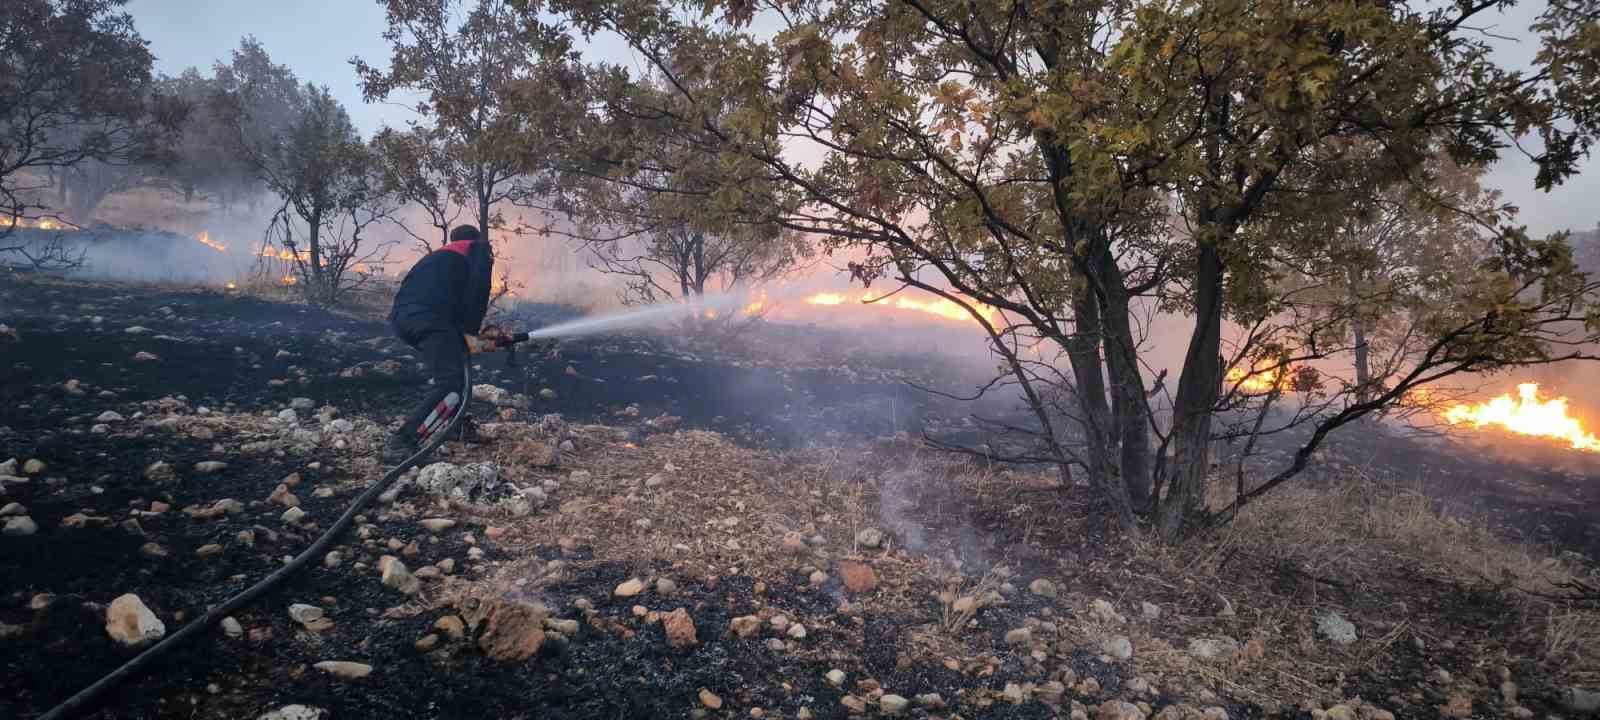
[2,271,1598,720]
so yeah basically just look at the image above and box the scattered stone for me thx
[196,543,224,558]
[809,570,829,585]
[729,615,762,639]
[105,594,165,647]
[1005,627,1033,645]
[139,542,168,558]
[29,593,54,610]
[0,502,23,516]
[22,459,45,475]
[193,461,227,474]
[614,578,646,597]
[1316,612,1358,645]
[1103,635,1134,660]
[826,669,847,687]
[1096,700,1145,720]
[323,551,343,568]
[221,617,243,638]
[282,506,306,524]
[465,598,546,661]
[655,578,678,595]
[880,695,909,715]
[268,484,299,507]
[840,696,867,714]
[1141,601,1161,620]
[380,556,420,595]
[256,705,327,720]
[3,516,38,536]
[1440,694,1473,719]
[435,615,466,640]
[840,561,878,593]
[1561,687,1600,716]
[1090,598,1125,624]
[699,689,723,710]
[289,397,315,410]
[782,533,807,554]
[415,633,440,652]
[1029,578,1058,598]
[662,607,697,648]
[915,693,945,709]
[1002,682,1026,704]
[1187,636,1241,660]
[144,461,174,481]
[786,623,807,640]
[855,527,885,549]
[313,661,372,680]
[133,351,159,361]
[420,518,456,533]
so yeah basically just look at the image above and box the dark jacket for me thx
[389,239,493,337]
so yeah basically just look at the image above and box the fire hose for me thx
[38,331,532,720]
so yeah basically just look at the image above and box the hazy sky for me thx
[125,0,1596,237]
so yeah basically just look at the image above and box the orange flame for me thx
[1226,364,1290,394]
[1443,383,1600,452]
[260,245,311,263]
[802,291,995,324]
[225,281,238,290]
[196,231,226,252]
[1,216,76,231]
[279,274,298,286]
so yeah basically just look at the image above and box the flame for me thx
[1443,383,1600,452]
[1226,364,1290,394]
[1,216,76,231]
[195,231,226,252]
[279,274,298,286]
[801,290,995,324]
[260,245,311,263]
[225,282,237,290]
[742,289,769,315]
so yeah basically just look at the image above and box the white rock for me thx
[381,557,420,595]
[96,411,125,422]
[1029,578,1058,598]
[1187,636,1241,659]
[289,397,315,410]
[1141,601,1162,620]
[1316,612,1358,645]
[193,461,228,474]
[221,617,243,637]
[419,518,456,533]
[880,695,909,715]
[313,660,372,679]
[288,604,325,624]
[256,704,327,720]
[1090,598,1126,624]
[276,409,299,423]
[281,506,306,524]
[3,516,38,536]
[0,502,25,516]
[1103,635,1134,660]
[855,527,885,549]
[125,326,152,334]
[825,669,847,687]
[105,594,165,647]
[22,459,45,474]
[786,623,807,640]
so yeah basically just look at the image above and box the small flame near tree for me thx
[195,231,226,252]
[1443,383,1600,452]
[1,216,75,231]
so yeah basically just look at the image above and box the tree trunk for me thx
[1348,268,1372,403]
[1094,247,1152,511]
[308,206,326,303]
[1158,242,1225,540]
[1064,272,1135,529]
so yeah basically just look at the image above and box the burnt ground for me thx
[1,272,1597,720]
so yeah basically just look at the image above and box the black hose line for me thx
[37,362,473,720]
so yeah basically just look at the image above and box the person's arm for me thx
[459,242,494,334]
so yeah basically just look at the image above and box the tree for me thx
[0,0,180,267]
[551,77,810,309]
[152,67,262,208]
[216,40,394,305]
[371,124,462,251]
[354,0,583,245]
[541,0,1600,540]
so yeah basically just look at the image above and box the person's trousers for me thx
[393,318,466,444]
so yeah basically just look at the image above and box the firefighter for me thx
[383,224,500,463]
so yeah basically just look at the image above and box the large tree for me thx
[354,0,583,245]
[540,0,1600,539]
[0,0,180,267]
